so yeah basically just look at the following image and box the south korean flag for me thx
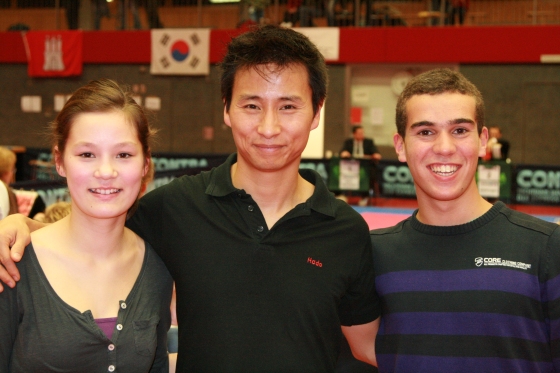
[150,29,210,75]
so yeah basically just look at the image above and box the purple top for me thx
[94,317,118,340]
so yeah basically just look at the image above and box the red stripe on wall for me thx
[1,26,559,65]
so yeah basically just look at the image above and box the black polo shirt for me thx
[127,153,377,373]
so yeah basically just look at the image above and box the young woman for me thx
[0,79,173,373]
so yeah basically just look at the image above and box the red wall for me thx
[1,26,559,65]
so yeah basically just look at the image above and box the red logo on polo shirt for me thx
[307,257,323,268]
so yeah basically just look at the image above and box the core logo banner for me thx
[151,29,210,76]
[23,31,83,78]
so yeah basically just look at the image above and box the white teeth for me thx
[89,188,121,195]
[430,165,457,175]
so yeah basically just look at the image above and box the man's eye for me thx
[281,105,296,110]
[418,130,432,136]
[245,104,259,109]
[454,128,468,135]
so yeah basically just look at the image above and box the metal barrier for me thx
[0,0,558,31]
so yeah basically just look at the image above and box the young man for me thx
[371,68,560,372]
[0,25,379,372]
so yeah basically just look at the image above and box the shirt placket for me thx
[236,191,269,240]
[107,300,128,372]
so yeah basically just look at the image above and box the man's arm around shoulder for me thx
[0,214,46,291]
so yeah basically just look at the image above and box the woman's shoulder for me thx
[126,229,166,269]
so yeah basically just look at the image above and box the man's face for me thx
[393,93,488,204]
[224,63,321,174]
[353,128,365,142]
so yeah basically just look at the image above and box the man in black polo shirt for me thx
[0,25,379,372]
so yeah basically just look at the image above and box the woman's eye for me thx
[117,153,131,159]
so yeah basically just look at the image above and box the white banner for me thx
[151,29,210,75]
[295,28,340,61]
[339,159,360,190]
[477,164,501,198]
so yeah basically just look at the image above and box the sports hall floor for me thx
[351,197,560,230]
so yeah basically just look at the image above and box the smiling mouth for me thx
[89,188,122,195]
[430,165,458,176]
[256,144,282,149]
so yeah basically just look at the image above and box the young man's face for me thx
[224,63,321,174]
[393,92,488,204]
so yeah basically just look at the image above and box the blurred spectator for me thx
[485,125,510,161]
[1,146,46,219]
[430,0,451,25]
[448,0,469,25]
[117,0,166,30]
[371,5,407,26]
[0,147,16,186]
[240,0,270,25]
[340,125,381,161]
[280,0,302,27]
[13,190,45,219]
[299,0,320,26]
[141,0,164,28]
[325,0,335,26]
[61,0,80,30]
[0,181,16,220]
[0,147,18,219]
[119,0,142,30]
[93,0,111,30]
[339,126,382,204]
[41,201,72,223]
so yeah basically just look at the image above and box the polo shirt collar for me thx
[205,153,238,197]
[205,153,336,218]
[299,168,336,218]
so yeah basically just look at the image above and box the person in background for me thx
[340,125,382,160]
[0,182,14,221]
[299,0,319,26]
[0,147,18,219]
[142,0,164,29]
[448,0,470,25]
[280,0,302,27]
[0,79,173,373]
[6,150,46,220]
[93,0,111,30]
[34,201,72,223]
[340,125,382,203]
[486,125,510,160]
[61,0,80,30]
[0,25,378,372]
[370,68,560,373]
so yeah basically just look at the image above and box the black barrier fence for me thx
[10,150,560,208]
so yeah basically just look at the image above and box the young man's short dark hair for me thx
[395,68,485,137]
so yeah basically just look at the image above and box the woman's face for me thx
[56,111,148,221]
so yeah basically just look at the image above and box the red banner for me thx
[24,31,83,77]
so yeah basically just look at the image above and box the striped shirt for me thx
[370,202,560,373]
